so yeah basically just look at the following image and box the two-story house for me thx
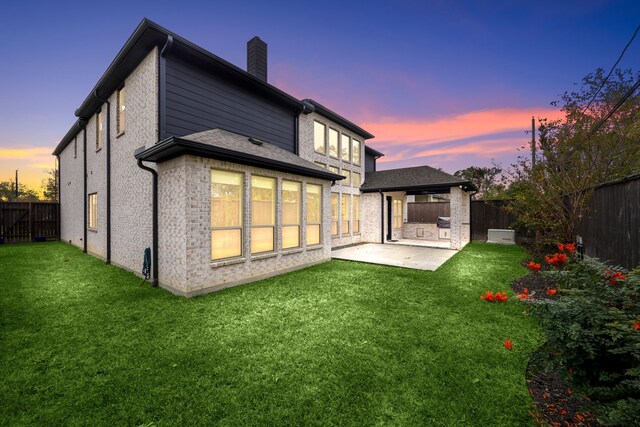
[54,19,474,296]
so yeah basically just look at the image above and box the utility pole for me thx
[531,116,536,168]
[15,169,19,198]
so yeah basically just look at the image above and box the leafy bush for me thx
[531,256,640,425]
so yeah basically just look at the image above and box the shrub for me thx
[530,256,640,425]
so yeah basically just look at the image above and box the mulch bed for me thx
[513,264,601,426]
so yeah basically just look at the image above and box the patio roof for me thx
[361,165,476,193]
[135,128,345,182]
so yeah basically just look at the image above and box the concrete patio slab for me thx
[331,243,458,271]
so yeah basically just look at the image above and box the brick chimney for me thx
[247,36,267,82]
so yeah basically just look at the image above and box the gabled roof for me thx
[302,99,375,140]
[54,18,305,156]
[135,128,344,182]
[361,165,476,193]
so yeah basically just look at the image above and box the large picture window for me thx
[282,180,301,249]
[329,128,339,159]
[306,184,322,245]
[314,121,326,154]
[352,139,361,165]
[341,194,350,235]
[251,176,275,254]
[393,199,403,229]
[331,193,339,236]
[341,134,350,162]
[88,193,97,229]
[211,170,243,260]
[353,195,360,234]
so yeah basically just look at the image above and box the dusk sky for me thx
[1,0,639,191]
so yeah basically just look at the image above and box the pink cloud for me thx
[363,107,565,148]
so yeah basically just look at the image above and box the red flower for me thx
[517,288,531,300]
[633,320,640,331]
[565,243,576,253]
[527,261,541,272]
[503,338,513,350]
[606,271,626,285]
[481,290,509,302]
[545,253,567,267]
[546,289,557,296]
[480,291,495,302]
[557,243,565,252]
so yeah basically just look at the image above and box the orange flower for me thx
[527,261,541,272]
[557,243,565,252]
[481,291,495,302]
[633,320,640,331]
[494,291,509,302]
[517,288,531,300]
[545,253,567,267]
[546,289,557,296]
[503,338,513,350]
[565,243,576,253]
[607,271,626,285]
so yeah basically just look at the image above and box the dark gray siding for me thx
[164,55,296,152]
[365,151,377,173]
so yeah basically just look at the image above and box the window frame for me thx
[328,128,339,159]
[341,169,351,186]
[341,134,351,163]
[353,195,360,234]
[88,193,98,230]
[96,110,103,151]
[341,193,350,236]
[281,180,302,249]
[305,184,322,246]
[352,171,361,187]
[393,199,403,229]
[352,139,361,166]
[250,175,276,255]
[331,193,339,237]
[210,169,244,261]
[117,86,126,136]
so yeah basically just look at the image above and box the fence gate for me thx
[0,202,60,244]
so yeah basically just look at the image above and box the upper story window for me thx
[306,184,322,246]
[251,176,275,254]
[328,165,339,175]
[352,139,361,166]
[96,111,103,151]
[341,169,351,186]
[314,161,326,169]
[211,170,243,260]
[282,180,301,249]
[341,134,350,162]
[313,121,326,154]
[117,86,126,135]
[352,172,361,187]
[328,128,339,159]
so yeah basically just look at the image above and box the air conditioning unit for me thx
[487,229,516,245]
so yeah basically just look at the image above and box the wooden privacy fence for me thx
[470,200,522,242]
[579,174,640,270]
[0,202,60,244]
[407,202,450,223]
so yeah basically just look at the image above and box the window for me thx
[353,195,360,234]
[306,184,322,245]
[314,161,326,169]
[352,172,361,187]
[96,111,103,151]
[352,139,361,165]
[329,128,339,159]
[74,137,77,158]
[341,169,351,186]
[313,121,326,154]
[341,194,350,235]
[117,86,126,135]
[393,199,403,229]
[251,176,275,254]
[331,193,339,236]
[211,170,243,260]
[88,193,97,229]
[341,134,350,162]
[328,165,339,174]
[282,180,301,249]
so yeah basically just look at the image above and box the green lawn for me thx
[0,242,542,426]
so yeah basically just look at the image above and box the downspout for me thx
[94,90,111,264]
[136,159,158,287]
[379,190,384,244]
[82,124,88,253]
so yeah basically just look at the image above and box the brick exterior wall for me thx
[449,186,472,249]
[157,155,332,296]
[360,192,382,243]
[298,112,365,248]
[59,48,158,268]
